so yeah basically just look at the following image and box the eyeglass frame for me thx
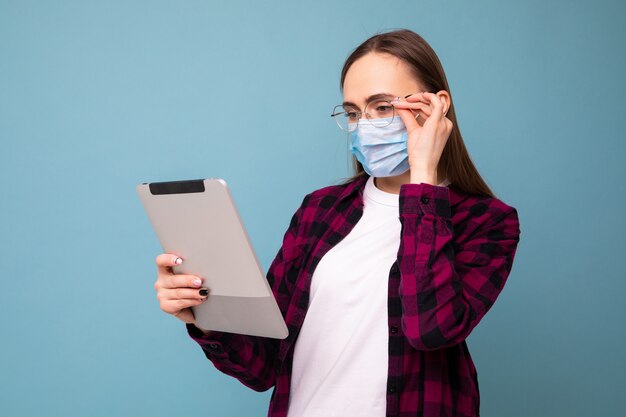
[330,92,422,132]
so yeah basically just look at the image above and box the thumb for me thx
[174,308,196,324]
[396,108,420,134]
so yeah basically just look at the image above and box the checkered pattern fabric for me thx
[186,172,521,417]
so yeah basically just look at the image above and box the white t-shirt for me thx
[286,176,450,417]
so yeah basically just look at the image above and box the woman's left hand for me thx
[391,91,453,184]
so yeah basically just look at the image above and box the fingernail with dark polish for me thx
[199,288,209,297]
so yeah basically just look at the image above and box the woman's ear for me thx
[436,90,451,116]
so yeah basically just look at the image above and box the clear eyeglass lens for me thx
[332,105,360,131]
[365,100,395,127]
[332,100,395,131]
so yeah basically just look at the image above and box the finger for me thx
[393,102,433,124]
[173,308,196,324]
[395,108,420,133]
[392,98,431,119]
[417,105,432,118]
[403,92,428,103]
[159,298,207,316]
[158,273,204,289]
[393,101,431,117]
[156,253,183,273]
[160,287,210,301]
[391,101,430,111]
[421,92,445,119]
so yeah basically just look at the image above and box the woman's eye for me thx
[346,112,359,119]
[376,105,392,113]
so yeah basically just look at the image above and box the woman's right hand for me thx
[154,253,212,334]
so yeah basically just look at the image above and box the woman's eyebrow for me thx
[342,93,396,108]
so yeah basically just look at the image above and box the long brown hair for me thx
[338,29,495,199]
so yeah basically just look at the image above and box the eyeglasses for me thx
[330,93,421,132]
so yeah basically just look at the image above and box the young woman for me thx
[153,29,521,417]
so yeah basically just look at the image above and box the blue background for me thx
[1,1,624,416]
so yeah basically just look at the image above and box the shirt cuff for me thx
[399,183,451,218]
[186,323,233,356]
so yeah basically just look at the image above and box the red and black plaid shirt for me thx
[186,172,521,417]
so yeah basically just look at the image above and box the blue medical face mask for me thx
[349,117,410,178]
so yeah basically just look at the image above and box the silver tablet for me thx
[136,178,289,339]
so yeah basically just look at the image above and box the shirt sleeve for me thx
[397,182,521,351]
[185,194,310,391]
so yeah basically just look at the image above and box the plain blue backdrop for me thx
[1,1,624,416]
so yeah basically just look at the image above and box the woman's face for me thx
[342,52,426,126]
